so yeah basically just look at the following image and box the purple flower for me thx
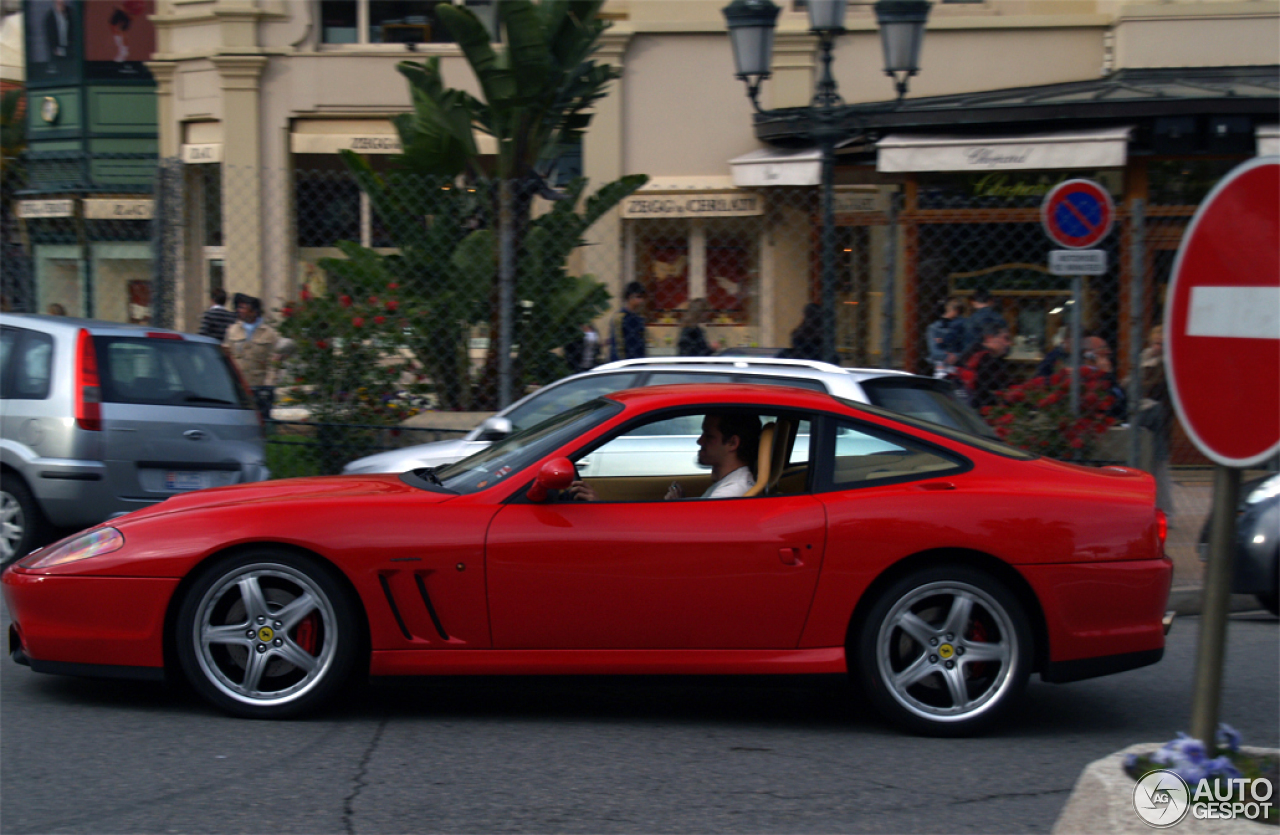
[1173,762,1208,786]
[1206,756,1242,781]
[1125,753,1140,770]
[1168,733,1208,764]
[1216,723,1242,754]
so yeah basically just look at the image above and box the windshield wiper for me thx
[412,466,455,492]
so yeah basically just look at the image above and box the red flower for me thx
[374,316,386,325]
[352,317,364,328]
[281,306,294,318]
[1070,437,1084,449]
[368,296,379,305]
[301,287,312,301]
[388,282,400,291]
[315,339,328,350]
[386,300,399,312]
[340,295,353,308]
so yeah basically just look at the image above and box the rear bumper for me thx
[1020,556,1173,667]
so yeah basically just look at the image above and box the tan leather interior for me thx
[742,422,776,498]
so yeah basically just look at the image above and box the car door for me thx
[484,411,826,650]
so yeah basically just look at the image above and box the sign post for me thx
[1164,156,1280,751]
[1041,180,1115,417]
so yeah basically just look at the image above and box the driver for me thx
[565,412,761,502]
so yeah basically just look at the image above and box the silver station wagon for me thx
[0,314,269,563]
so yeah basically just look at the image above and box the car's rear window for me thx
[859,378,997,438]
[94,336,252,409]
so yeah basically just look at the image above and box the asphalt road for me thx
[1,604,1276,835]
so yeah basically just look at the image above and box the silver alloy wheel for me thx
[191,562,340,708]
[0,490,24,563]
[875,580,1019,725]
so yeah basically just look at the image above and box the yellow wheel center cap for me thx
[938,644,955,659]
[258,627,275,642]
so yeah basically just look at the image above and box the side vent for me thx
[377,574,412,640]
[414,573,450,641]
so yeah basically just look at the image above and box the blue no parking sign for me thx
[1041,179,1115,249]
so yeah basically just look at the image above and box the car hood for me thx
[116,474,453,521]
[342,438,480,474]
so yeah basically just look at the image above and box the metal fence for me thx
[6,157,1250,483]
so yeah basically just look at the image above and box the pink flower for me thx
[340,295,353,308]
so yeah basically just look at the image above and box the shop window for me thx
[640,237,689,324]
[320,0,500,45]
[295,154,400,248]
[1146,159,1245,207]
[705,234,752,325]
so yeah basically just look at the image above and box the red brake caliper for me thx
[966,619,989,678]
[295,613,319,655]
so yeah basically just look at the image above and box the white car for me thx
[342,357,993,475]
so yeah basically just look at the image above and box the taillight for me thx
[75,328,102,431]
[1156,509,1168,549]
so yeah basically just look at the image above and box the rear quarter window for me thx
[0,327,54,400]
[94,336,251,409]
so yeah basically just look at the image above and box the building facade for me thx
[45,0,1279,371]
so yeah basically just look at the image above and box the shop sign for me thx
[833,190,879,213]
[621,192,763,218]
[291,134,404,154]
[182,144,223,164]
[17,199,75,219]
[84,199,154,220]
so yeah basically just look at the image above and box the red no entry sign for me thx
[1165,156,1280,468]
[1041,179,1115,249]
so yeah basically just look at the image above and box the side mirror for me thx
[477,416,513,441]
[526,457,576,503]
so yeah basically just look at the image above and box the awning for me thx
[1259,125,1279,156]
[730,147,822,187]
[876,126,1133,173]
[290,119,498,155]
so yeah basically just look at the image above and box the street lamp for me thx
[723,0,930,365]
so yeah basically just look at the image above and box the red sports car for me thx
[3,384,1173,735]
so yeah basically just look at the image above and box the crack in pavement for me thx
[343,716,389,835]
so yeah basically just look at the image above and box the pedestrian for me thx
[958,321,1012,410]
[926,297,965,377]
[1082,333,1128,421]
[957,288,1007,357]
[45,302,66,316]
[1128,325,1174,514]
[199,288,237,342]
[1035,332,1072,378]
[677,298,716,357]
[223,295,284,420]
[609,281,648,362]
[782,303,825,362]
[563,321,601,373]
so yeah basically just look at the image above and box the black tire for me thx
[854,565,1033,736]
[1,473,49,566]
[175,549,361,719]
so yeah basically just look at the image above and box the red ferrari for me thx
[3,385,1172,734]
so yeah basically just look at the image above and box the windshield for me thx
[836,396,1036,460]
[430,399,622,494]
[860,378,997,438]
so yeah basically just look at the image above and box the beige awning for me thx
[730,147,822,188]
[877,126,1133,173]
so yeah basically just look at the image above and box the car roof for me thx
[592,356,917,384]
[603,382,847,411]
[0,313,216,343]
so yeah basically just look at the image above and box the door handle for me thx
[779,547,802,567]
[916,481,955,491]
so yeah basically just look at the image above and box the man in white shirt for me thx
[566,412,761,502]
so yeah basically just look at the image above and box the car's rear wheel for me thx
[855,566,1032,736]
[176,550,360,719]
[1,475,48,566]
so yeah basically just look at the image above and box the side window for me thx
[824,419,963,490]
[9,330,54,400]
[646,371,734,386]
[738,373,827,393]
[0,327,17,397]
[505,373,639,431]
[579,413,705,478]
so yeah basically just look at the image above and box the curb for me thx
[1053,744,1278,834]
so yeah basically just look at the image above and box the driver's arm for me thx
[564,480,598,502]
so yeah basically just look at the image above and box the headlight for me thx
[1245,475,1280,506]
[21,527,125,570]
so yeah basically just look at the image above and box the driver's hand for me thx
[664,482,684,500]
[565,480,598,502]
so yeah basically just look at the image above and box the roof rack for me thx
[596,356,847,373]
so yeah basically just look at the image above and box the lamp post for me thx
[724,0,930,365]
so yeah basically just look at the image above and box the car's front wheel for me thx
[855,566,1032,736]
[175,550,361,719]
